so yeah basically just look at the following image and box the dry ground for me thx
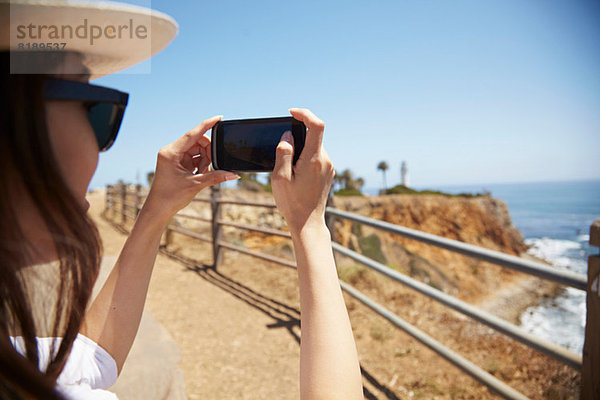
[88,189,580,399]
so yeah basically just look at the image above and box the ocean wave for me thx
[520,237,587,354]
[525,237,587,274]
[519,292,585,352]
[577,234,590,242]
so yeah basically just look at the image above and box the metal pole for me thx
[211,185,223,268]
[134,184,142,216]
[581,219,600,398]
[339,281,530,400]
[326,207,587,290]
[105,185,110,212]
[332,242,582,369]
[120,183,126,224]
[325,189,336,242]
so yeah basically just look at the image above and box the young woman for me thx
[1,1,362,399]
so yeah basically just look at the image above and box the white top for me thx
[10,334,119,399]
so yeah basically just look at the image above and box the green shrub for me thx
[381,184,489,198]
[358,234,387,264]
[337,264,366,284]
[351,222,363,237]
[334,188,363,196]
[381,184,418,195]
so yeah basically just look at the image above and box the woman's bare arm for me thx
[80,116,239,372]
[271,108,363,400]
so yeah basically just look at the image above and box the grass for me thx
[231,238,245,248]
[424,377,442,395]
[334,188,363,196]
[351,221,363,237]
[369,322,391,341]
[381,184,489,198]
[337,264,366,284]
[358,233,388,264]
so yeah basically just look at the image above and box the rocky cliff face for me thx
[332,194,528,301]
[181,190,528,302]
[333,195,526,255]
[174,189,578,397]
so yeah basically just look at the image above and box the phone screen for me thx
[213,117,305,172]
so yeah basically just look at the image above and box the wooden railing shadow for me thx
[158,247,401,400]
[102,210,130,235]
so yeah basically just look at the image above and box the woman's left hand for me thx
[143,115,239,223]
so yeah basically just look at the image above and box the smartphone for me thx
[211,116,306,172]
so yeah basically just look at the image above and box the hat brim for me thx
[1,0,178,79]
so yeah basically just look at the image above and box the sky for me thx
[90,0,600,191]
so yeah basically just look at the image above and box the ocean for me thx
[372,180,600,354]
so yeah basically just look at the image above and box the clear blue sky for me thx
[90,0,600,191]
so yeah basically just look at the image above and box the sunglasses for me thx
[44,78,129,152]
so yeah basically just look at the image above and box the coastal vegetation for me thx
[381,184,489,198]
[334,169,365,196]
[377,160,389,190]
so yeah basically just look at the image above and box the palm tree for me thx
[377,161,389,190]
[355,177,365,192]
[341,169,353,189]
[147,171,155,187]
[333,170,344,191]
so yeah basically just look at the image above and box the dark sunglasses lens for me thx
[88,103,123,151]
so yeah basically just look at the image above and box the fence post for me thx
[582,219,600,398]
[163,224,172,248]
[105,184,112,213]
[120,183,126,224]
[325,188,336,242]
[134,184,142,216]
[211,185,223,268]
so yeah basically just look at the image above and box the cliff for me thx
[179,189,553,305]
[331,194,529,302]
[186,190,528,302]
[173,189,578,398]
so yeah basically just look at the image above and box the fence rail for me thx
[104,183,596,399]
[326,208,587,290]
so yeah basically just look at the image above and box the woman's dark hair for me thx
[0,52,103,398]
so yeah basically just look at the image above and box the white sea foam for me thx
[577,234,590,242]
[519,237,586,354]
[525,237,587,273]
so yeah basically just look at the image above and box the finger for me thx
[181,153,195,173]
[187,137,213,171]
[172,115,222,154]
[200,137,212,164]
[289,108,324,157]
[184,135,211,158]
[273,130,294,182]
[193,170,240,188]
[195,154,211,173]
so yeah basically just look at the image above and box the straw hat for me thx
[0,0,178,79]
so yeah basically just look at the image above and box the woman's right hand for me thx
[273,109,364,399]
[271,108,335,234]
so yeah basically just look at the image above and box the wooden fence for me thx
[104,183,598,399]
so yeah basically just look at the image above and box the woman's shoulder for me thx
[58,334,119,390]
[10,334,119,399]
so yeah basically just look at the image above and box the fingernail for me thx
[281,130,293,144]
[225,173,240,181]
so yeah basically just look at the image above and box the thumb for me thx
[193,170,240,189]
[273,130,294,180]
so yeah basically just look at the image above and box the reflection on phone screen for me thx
[222,122,292,170]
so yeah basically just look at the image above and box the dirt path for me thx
[88,191,301,399]
[88,189,579,400]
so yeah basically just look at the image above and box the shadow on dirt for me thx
[159,247,402,400]
[102,211,402,399]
